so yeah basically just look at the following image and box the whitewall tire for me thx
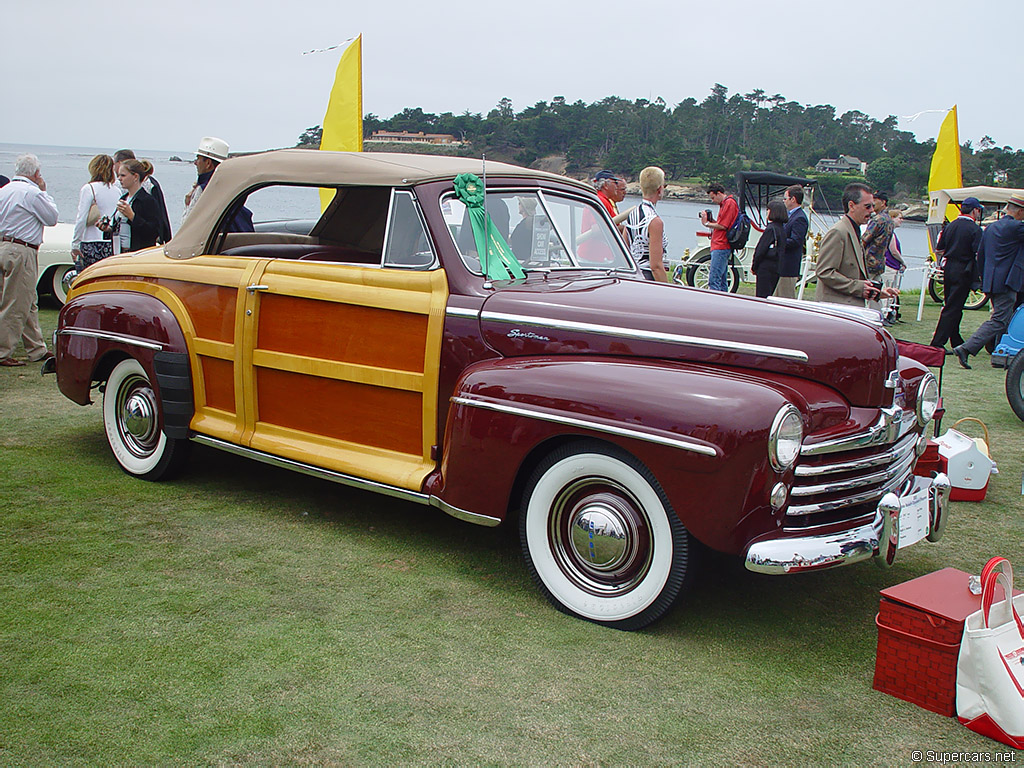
[520,440,693,630]
[103,358,188,480]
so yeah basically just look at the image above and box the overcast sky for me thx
[4,0,1021,155]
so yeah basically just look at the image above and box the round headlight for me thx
[916,373,939,426]
[769,405,803,471]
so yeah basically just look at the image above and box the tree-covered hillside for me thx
[297,85,1024,196]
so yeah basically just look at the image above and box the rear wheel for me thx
[103,359,189,480]
[685,253,739,293]
[519,440,694,630]
[1007,351,1024,422]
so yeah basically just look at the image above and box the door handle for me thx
[246,284,269,293]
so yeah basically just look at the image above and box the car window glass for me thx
[212,184,388,265]
[384,191,435,270]
[541,193,628,269]
[444,191,631,273]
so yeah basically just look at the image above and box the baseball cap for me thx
[593,170,619,182]
[961,197,983,213]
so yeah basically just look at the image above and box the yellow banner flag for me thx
[319,35,362,210]
[928,106,962,225]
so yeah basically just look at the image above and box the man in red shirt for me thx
[592,170,625,216]
[699,183,738,291]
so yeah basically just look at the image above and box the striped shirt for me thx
[626,200,668,268]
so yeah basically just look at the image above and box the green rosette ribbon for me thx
[453,173,525,281]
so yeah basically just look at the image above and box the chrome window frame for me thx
[381,188,439,271]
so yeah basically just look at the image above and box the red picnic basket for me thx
[873,568,992,716]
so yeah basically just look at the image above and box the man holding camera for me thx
[815,182,898,307]
[698,183,738,292]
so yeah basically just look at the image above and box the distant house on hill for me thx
[814,155,866,174]
[366,130,461,146]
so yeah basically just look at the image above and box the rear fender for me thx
[56,290,193,437]
[430,356,796,552]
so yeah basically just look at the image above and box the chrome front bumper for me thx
[744,473,951,575]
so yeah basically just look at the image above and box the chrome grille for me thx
[787,408,921,522]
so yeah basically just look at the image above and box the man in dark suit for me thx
[815,182,898,307]
[953,193,1024,369]
[775,184,808,299]
[930,197,983,350]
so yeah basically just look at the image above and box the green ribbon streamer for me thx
[453,173,525,281]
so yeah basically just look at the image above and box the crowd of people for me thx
[0,136,251,366]
[4,149,1024,369]
[593,166,1024,378]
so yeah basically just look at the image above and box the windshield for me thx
[443,190,634,275]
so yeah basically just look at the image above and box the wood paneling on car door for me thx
[243,260,447,491]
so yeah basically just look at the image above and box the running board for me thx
[189,434,502,527]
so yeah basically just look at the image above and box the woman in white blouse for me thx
[71,154,121,271]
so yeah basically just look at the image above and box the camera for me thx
[703,209,714,222]
[870,279,884,291]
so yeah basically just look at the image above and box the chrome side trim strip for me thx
[445,306,479,319]
[190,435,504,528]
[429,497,501,527]
[58,327,164,352]
[451,396,718,457]
[479,311,809,362]
[191,435,430,505]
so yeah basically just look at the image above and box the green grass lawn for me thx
[1,295,1021,765]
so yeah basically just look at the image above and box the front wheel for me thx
[519,440,694,630]
[685,254,739,293]
[1007,351,1024,422]
[103,358,189,480]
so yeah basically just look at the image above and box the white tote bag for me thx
[956,556,1024,748]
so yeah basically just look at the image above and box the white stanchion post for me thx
[797,256,812,301]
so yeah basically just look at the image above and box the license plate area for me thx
[897,476,931,549]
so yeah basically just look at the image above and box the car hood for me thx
[478,274,896,407]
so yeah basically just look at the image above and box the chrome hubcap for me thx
[550,478,652,596]
[569,503,629,572]
[60,268,77,297]
[117,375,159,458]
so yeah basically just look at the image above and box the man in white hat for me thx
[182,136,230,224]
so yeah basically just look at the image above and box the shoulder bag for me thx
[956,556,1024,747]
[86,183,102,227]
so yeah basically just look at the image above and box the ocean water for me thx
[0,143,199,231]
[0,143,931,289]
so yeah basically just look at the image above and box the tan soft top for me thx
[927,185,1024,224]
[166,149,586,259]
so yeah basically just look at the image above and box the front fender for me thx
[56,290,192,435]
[430,356,797,553]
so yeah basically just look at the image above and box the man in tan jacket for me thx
[815,182,898,307]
